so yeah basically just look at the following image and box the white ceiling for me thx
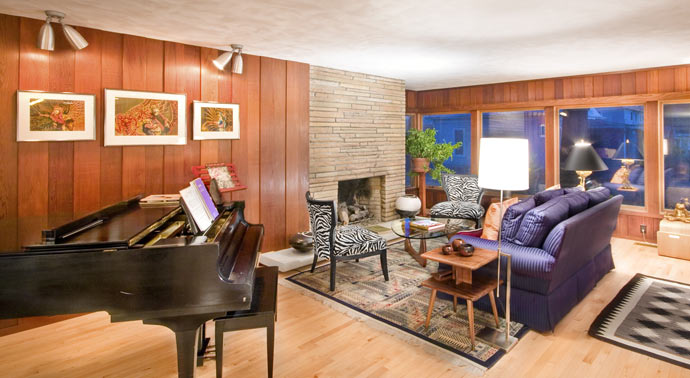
[1,0,690,90]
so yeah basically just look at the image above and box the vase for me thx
[395,195,422,218]
[411,158,429,173]
[289,231,314,253]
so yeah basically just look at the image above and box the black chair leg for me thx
[215,321,225,378]
[355,258,359,262]
[329,260,337,291]
[310,253,318,273]
[266,316,274,378]
[380,250,389,281]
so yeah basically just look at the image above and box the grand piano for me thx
[0,196,264,378]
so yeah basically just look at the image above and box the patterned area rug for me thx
[285,238,528,370]
[589,273,690,369]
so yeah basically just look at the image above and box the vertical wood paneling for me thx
[121,35,147,198]
[285,61,310,238]
[199,47,220,165]
[218,53,233,163]
[621,73,636,95]
[73,27,102,216]
[100,32,123,206]
[183,45,201,183]
[163,42,186,193]
[0,14,19,250]
[144,39,164,195]
[259,57,287,251]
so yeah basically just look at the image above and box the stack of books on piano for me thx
[139,194,181,207]
[409,219,445,232]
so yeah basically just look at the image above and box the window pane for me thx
[421,114,472,186]
[662,103,690,209]
[559,106,644,207]
[482,110,546,194]
[405,115,413,187]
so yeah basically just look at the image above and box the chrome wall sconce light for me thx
[212,44,243,74]
[37,10,89,51]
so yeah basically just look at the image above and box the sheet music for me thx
[179,186,213,232]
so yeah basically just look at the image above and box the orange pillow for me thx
[480,197,519,240]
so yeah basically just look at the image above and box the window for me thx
[662,103,690,209]
[559,106,644,207]
[405,115,413,187]
[422,114,472,186]
[482,110,546,194]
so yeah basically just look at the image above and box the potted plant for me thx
[405,128,462,181]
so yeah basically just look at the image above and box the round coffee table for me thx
[390,218,479,267]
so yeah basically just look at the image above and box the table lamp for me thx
[476,137,529,351]
[563,140,608,190]
[612,139,643,191]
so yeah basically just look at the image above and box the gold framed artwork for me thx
[17,90,96,142]
[104,89,187,146]
[192,101,240,140]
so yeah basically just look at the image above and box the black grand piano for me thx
[0,197,263,378]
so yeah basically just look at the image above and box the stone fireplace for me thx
[308,66,406,221]
[337,176,382,224]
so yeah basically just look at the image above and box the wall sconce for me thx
[213,44,243,74]
[37,10,88,51]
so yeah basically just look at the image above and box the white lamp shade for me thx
[478,137,529,191]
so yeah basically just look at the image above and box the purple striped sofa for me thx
[451,187,623,332]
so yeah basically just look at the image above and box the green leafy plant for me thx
[405,128,462,181]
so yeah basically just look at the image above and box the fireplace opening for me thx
[336,177,381,225]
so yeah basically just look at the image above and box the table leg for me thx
[404,238,427,267]
[466,299,475,349]
[489,290,500,327]
[453,296,457,312]
[425,289,437,330]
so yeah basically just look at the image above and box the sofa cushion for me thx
[534,188,565,206]
[514,197,570,248]
[501,197,536,242]
[481,197,519,240]
[587,187,611,207]
[562,191,589,216]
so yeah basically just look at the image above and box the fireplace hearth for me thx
[337,177,381,225]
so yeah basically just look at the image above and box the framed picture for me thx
[192,101,240,140]
[104,89,187,146]
[17,91,96,142]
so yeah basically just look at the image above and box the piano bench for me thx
[214,266,278,378]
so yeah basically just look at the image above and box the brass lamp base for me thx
[575,170,592,190]
[619,159,636,191]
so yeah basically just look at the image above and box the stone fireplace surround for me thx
[308,66,406,221]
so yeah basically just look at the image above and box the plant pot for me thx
[395,195,422,218]
[411,158,429,173]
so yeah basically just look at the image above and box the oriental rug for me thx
[284,238,528,371]
[589,273,690,369]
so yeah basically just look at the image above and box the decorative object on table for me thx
[16,90,96,142]
[286,238,528,370]
[406,128,463,216]
[480,197,519,240]
[476,137,529,351]
[421,246,501,350]
[563,140,608,190]
[305,191,388,291]
[589,273,690,369]
[612,138,643,191]
[458,244,475,257]
[192,101,240,140]
[657,217,690,260]
[104,89,187,146]
[394,195,422,218]
[390,217,476,267]
[36,10,88,51]
[192,163,247,203]
[409,219,444,231]
[451,238,464,251]
[288,231,314,253]
[663,199,690,223]
[441,245,453,255]
[429,174,485,228]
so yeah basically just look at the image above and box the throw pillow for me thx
[562,191,589,216]
[534,188,565,206]
[610,167,625,184]
[586,187,611,207]
[514,197,570,248]
[481,197,519,240]
[501,197,536,242]
[206,165,235,190]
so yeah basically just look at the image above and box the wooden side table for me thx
[658,219,690,260]
[421,247,500,349]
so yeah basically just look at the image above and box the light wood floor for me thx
[0,238,688,377]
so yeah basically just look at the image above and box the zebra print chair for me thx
[430,174,485,227]
[306,191,389,291]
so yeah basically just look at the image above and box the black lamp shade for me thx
[612,140,643,160]
[564,143,608,171]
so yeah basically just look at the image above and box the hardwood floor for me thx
[0,238,688,377]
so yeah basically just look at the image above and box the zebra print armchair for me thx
[306,191,389,291]
[429,174,485,227]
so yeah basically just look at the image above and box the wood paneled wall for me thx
[407,64,690,242]
[0,14,310,254]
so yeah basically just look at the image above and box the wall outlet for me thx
[640,224,647,234]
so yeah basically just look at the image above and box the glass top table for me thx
[390,218,480,267]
